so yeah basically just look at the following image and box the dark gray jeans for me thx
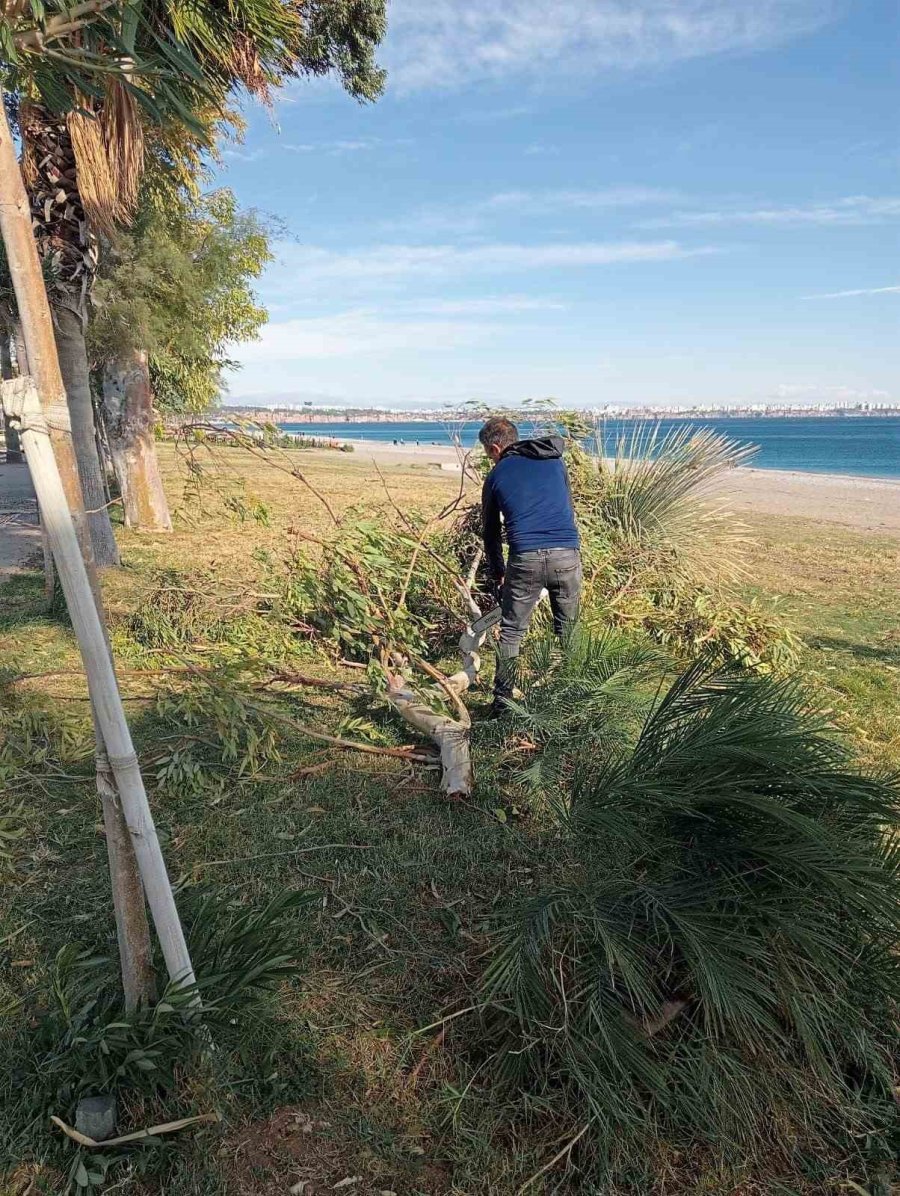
[495,547,582,700]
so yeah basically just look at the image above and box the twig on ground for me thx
[51,1112,220,1149]
[407,1025,446,1088]
[190,843,374,872]
[516,1123,591,1194]
[253,704,435,762]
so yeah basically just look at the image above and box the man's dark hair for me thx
[478,416,519,452]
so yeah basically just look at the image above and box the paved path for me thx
[0,459,41,583]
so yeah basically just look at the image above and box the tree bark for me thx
[101,349,173,532]
[0,100,93,565]
[53,303,121,566]
[1,336,24,462]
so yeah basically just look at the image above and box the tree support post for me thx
[1,94,154,1008]
[0,376,196,993]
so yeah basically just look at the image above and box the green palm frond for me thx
[478,662,900,1177]
[586,422,757,582]
[2,0,385,114]
[489,626,664,794]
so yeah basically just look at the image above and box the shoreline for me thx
[310,437,900,535]
[325,433,900,485]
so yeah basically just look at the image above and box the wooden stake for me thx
[1,377,196,992]
[96,745,157,1009]
[0,95,155,1007]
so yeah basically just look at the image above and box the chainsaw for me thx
[465,587,549,639]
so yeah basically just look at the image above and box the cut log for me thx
[384,596,508,800]
[386,679,472,799]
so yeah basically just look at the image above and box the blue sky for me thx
[218,0,899,410]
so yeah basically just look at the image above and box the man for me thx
[479,415,582,712]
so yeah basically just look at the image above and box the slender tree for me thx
[90,186,272,530]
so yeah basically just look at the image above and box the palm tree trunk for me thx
[8,324,55,596]
[0,103,91,561]
[1,335,24,462]
[54,302,121,566]
[101,349,173,532]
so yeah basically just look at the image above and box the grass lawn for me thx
[1,446,898,1194]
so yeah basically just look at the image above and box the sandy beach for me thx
[330,437,900,536]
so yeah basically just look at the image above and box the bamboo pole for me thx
[1,376,196,992]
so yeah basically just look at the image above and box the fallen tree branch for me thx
[385,675,472,799]
[380,566,498,800]
[516,1122,590,1194]
[256,705,435,763]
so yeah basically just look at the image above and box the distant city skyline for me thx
[222,399,900,418]
[218,1,899,410]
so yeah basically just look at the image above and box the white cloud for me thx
[804,284,900,299]
[644,195,900,228]
[483,186,682,212]
[378,186,681,238]
[267,238,714,293]
[283,137,411,155]
[234,309,491,363]
[416,295,565,314]
[384,0,839,91]
[221,147,267,163]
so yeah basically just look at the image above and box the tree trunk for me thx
[101,350,173,532]
[1,336,24,462]
[54,303,121,566]
[0,102,93,566]
[0,95,156,1009]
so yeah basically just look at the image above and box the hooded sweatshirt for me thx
[481,437,580,579]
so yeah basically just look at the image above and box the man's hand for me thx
[490,575,504,603]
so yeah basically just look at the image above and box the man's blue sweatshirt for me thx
[482,437,580,579]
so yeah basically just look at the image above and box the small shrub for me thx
[277,513,468,660]
[643,588,802,672]
[485,627,664,795]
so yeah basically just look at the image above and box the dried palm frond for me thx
[230,31,272,103]
[68,81,144,239]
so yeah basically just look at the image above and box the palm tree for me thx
[4,0,386,561]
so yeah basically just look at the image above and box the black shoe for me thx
[487,698,510,720]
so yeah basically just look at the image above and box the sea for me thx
[277,415,900,481]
